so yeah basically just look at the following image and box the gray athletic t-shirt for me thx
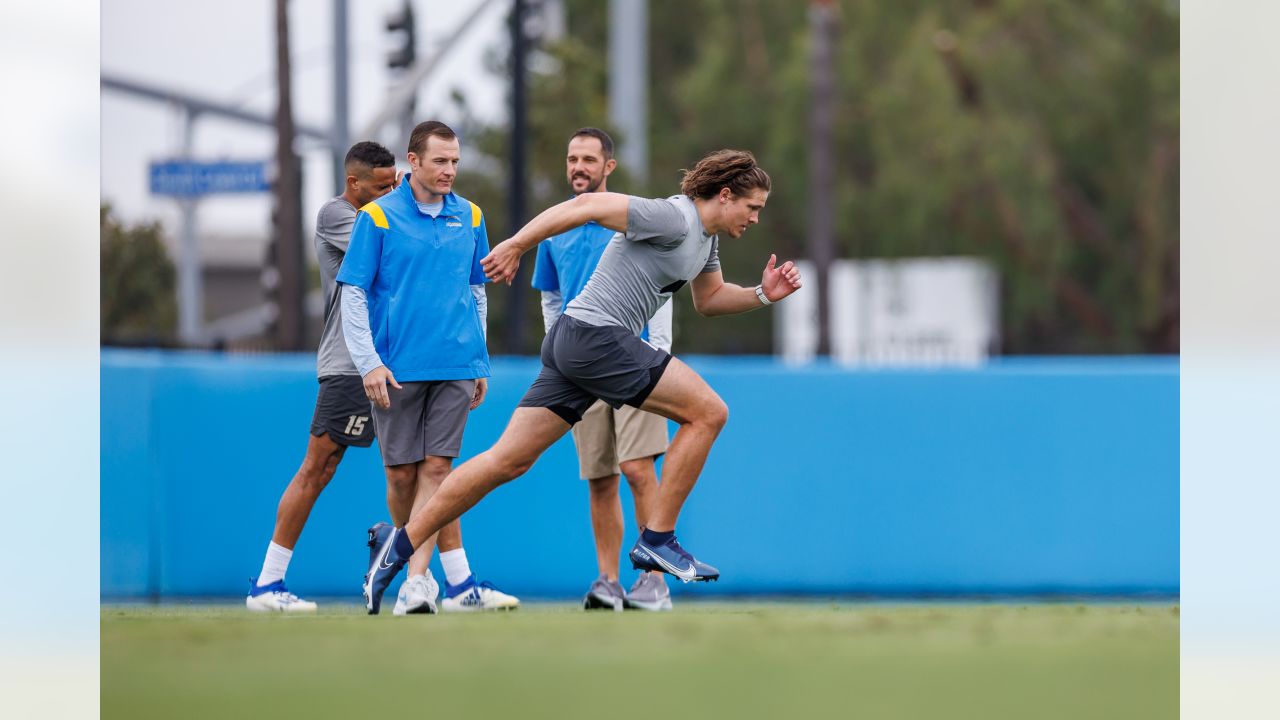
[315,196,359,377]
[564,194,719,336]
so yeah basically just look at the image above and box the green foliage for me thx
[101,204,177,346]
[454,0,1178,355]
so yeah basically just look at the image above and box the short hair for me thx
[679,149,771,200]
[344,141,395,174]
[569,127,614,160]
[408,120,458,156]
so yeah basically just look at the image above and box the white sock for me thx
[440,548,472,587]
[257,542,293,587]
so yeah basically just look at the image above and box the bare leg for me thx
[587,474,622,580]
[618,457,659,531]
[405,407,570,547]
[437,519,463,553]
[619,456,666,578]
[435,471,464,575]
[406,456,451,577]
[271,433,347,548]
[637,357,728,532]
[385,463,417,525]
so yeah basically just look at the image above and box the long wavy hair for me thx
[679,149,771,200]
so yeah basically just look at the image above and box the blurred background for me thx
[100,0,1179,600]
[102,0,1178,359]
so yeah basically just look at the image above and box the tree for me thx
[452,0,1179,355]
[101,204,177,346]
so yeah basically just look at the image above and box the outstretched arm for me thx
[689,254,803,317]
[481,193,631,284]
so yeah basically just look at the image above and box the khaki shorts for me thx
[570,400,670,480]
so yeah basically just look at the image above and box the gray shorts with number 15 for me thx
[311,375,376,447]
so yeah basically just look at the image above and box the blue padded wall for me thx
[101,350,1178,598]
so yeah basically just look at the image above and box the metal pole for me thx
[397,0,417,145]
[808,0,837,357]
[275,0,306,351]
[503,0,529,353]
[608,0,648,189]
[102,74,332,142]
[332,0,350,194]
[177,108,202,346]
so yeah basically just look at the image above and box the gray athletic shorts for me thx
[311,375,375,447]
[371,379,476,466]
[518,315,672,426]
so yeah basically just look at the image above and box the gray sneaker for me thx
[624,571,673,611]
[582,575,626,612]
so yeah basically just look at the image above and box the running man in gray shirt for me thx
[361,150,803,608]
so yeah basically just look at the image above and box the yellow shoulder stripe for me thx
[360,202,389,229]
[469,201,482,228]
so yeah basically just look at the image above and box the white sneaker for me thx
[245,579,318,613]
[440,575,520,612]
[392,572,440,615]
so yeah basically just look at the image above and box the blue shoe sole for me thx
[630,562,719,582]
[628,549,720,583]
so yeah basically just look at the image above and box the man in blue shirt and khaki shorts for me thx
[532,128,674,612]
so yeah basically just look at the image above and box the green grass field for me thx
[102,601,1177,720]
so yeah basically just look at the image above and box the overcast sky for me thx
[102,0,509,238]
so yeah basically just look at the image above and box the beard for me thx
[572,174,603,194]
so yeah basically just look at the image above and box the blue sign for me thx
[149,160,271,197]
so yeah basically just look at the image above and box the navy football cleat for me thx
[628,534,720,583]
[363,523,409,615]
[367,522,392,568]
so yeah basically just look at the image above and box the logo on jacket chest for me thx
[432,216,466,243]
[394,221,469,253]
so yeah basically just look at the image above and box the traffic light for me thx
[386,0,417,71]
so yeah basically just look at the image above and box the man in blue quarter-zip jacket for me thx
[338,120,518,615]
